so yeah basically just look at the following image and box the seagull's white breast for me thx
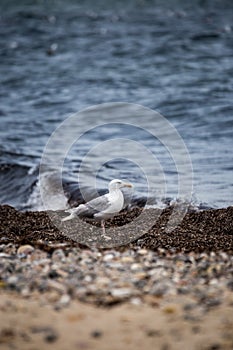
[94,189,124,219]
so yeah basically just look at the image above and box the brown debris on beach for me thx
[0,204,232,252]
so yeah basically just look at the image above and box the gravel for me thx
[0,204,232,311]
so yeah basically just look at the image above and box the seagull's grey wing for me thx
[62,194,111,222]
[77,194,111,219]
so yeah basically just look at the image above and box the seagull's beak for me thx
[123,182,133,188]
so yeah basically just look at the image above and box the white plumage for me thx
[62,179,133,233]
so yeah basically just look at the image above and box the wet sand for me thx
[0,291,233,350]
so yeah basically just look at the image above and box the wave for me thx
[0,162,213,213]
[0,163,38,210]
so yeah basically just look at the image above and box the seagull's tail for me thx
[62,213,75,222]
[61,208,77,222]
[61,204,86,222]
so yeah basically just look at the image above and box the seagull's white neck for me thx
[109,187,122,194]
[108,187,124,211]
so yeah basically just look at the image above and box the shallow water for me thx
[0,0,233,210]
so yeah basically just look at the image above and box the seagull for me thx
[62,179,133,233]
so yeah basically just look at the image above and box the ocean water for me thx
[0,0,233,210]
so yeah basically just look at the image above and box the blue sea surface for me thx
[0,0,233,210]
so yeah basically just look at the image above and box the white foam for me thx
[26,172,68,211]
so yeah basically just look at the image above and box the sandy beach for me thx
[0,290,233,350]
[0,204,233,349]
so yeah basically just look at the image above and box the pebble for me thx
[146,329,162,337]
[138,249,148,255]
[121,256,134,263]
[7,276,18,286]
[162,305,177,314]
[47,291,60,303]
[0,243,232,311]
[111,288,133,298]
[44,329,58,343]
[131,263,142,271]
[130,297,142,305]
[150,283,169,297]
[52,249,66,262]
[0,253,11,258]
[47,280,67,294]
[90,330,102,338]
[95,277,110,286]
[59,294,70,307]
[17,245,34,255]
[103,254,114,262]
[21,287,30,297]
[31,326,58,343]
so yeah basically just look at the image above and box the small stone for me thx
[138,249,148,255]
[146,329,162,337]
[121,256,134,263]
[205,298,221,308]
[0,253,11,258]
[192,325,201,334]
[7,276,18,286]
[0,327,16,342]
[150,283,169,297]
[0,281,6,288]
[111,288,132,298]
[133,272,148,280]
[59,294,70,306]
[131,263,142,271]
[103,235,112,241]
[95,277,109,287]
[84,275,92,282]
[227,279,233,291]
[17,245,34,255]
[103,254,114,261]
[31,326,58,343]
[44,330,58,343]
[52,249,66,262]
[208,344,221,350]
[47,291,60,303]
[209,278,218,285]
[48,270,60,279]
[183,303,196,311]
[21,287,30,297]
[162,305,177,314]
[161,343,170,350]
[144,295,160,307]
[91,330,102,338]
[47,280,66,294]
[130,297,142,305]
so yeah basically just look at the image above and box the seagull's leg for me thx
[101,220,105,234]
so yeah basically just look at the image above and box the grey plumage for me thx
[62,179,133,233]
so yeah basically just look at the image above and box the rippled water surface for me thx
[0,0,233,209]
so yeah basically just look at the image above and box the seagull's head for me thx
[108,179,133,191]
